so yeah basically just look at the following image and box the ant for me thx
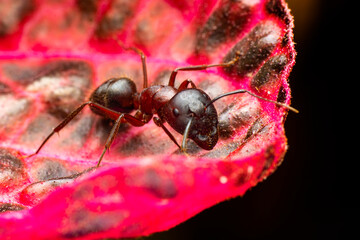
[29,44,298,168]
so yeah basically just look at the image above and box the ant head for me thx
[159,88,219,150]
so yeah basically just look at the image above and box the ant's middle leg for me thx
[97,113,125,167]
[168,52,241,87]
[178,79,197,91]
[95,110,145,167]
[113,38,148,89]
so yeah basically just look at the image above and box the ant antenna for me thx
[181,114,194,152]
[205,89,299,113]
[203,51,298,113]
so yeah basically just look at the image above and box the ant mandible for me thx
[29,43,298,167]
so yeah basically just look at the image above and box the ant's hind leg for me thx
[28,101,91,158]
[127,47,148,89]
[113,38,148,89]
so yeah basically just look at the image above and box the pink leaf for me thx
[0,0,296,239]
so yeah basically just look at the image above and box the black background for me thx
[145,0,358,239]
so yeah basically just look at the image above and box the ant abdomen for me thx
[159,88,218,150]
[90,77,137,115]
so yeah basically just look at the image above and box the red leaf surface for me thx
[0,0,296,239]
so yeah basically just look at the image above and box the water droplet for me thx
[219,176,228,184]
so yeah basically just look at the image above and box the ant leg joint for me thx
[153,117,163,127]
[178,79,197,91]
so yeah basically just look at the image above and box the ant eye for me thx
[173,108,179,116]
[210,126,217,136]
[197,134,208,141]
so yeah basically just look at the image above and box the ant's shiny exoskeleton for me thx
[29,44,298,167]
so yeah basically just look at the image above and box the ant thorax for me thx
[138,85,177,115]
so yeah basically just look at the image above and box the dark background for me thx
[145,0,358,239]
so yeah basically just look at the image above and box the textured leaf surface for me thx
[0,0,295,239]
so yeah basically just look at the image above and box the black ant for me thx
[29,45,298,167]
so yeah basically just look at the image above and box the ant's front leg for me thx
[153,117,181,149]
